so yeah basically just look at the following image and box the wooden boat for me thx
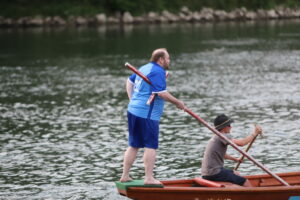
[115,171,300,200]
[122,63,299,199]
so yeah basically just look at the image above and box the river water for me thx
[0,20,300,199]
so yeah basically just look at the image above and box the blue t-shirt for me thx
[127,62,167,121]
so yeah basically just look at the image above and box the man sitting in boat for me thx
[201,114,262,187]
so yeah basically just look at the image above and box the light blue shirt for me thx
[127,62,167,121]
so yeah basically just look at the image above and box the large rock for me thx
[257,9,268,19]
[107,16,119,24]
[275,6,286,18]
[178,6,193,22]
[191,11,202,21]
[28,16,44,26]
[266,10,278,19]
[199,7,214,21]
[95,13,106,24]
[228,8,247,20]
[294,9,300,17]
[44,16,52,25]
[245,11,257,20]
[158,15,168,23]
[179,12,192,22]
[274,6,295,18]
[147,12,159,23]
[283,8,294,18]
[162,10,179,22]
[17,17,29,26]
[133,16,145,24]
[181,6,192,16]
[1,18,14,26]
[214,10,228,21]
[53,16,66,25]
[122,12,133,23]
[76,16,87,26]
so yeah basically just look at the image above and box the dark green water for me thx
[1,20,300,199]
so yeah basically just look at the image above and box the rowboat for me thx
[115,171,300,200]
[121,63,300,200]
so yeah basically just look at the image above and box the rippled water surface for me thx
[1,20,300,199]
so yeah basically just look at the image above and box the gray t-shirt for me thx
[201,134,232,176]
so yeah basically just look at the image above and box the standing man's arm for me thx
[158,91,185,110]
[126,79,134,100]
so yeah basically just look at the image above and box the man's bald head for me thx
[150,48,170,69]
[150,48,168,62]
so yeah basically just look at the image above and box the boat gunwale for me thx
[245,171,300,179]
[127,185,300,193]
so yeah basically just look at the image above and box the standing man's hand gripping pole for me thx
[158,91,186,110]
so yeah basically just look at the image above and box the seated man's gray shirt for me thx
[201,134,232,176]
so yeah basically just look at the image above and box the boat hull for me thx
[124,186,300,200]
[116,171,300,200]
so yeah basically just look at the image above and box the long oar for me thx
[234,131,259,171]
[124,62,290,186]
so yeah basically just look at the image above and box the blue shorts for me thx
[127,111,159,149]
[202,168,246,186]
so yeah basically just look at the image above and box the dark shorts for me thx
[202,168,246,186]
[127,111,159,149]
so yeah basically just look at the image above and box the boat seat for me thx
[194,177,225,187]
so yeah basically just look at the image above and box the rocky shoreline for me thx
[1,6,300,27]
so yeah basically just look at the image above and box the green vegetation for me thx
[1,0,300,18]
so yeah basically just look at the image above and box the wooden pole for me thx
[234,133,259,171]
[124,62,290,186]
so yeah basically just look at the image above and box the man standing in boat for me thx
[201,114,262,187]
[120,48,186,185]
